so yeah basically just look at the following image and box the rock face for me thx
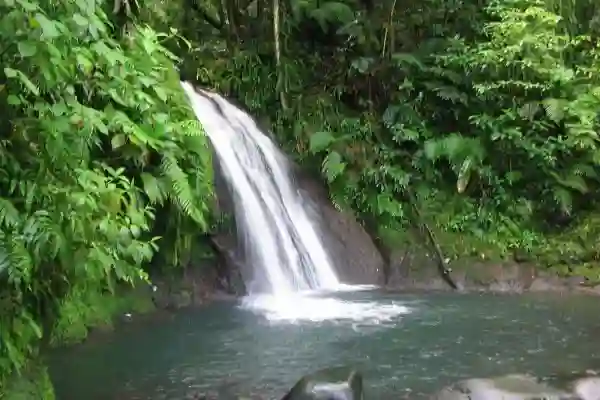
[150,243,244,310]
[294,168,386,286]
[282,367,364,400]
[384,244,600,295]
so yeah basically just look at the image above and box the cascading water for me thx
[181,81,410,323]
[180,81,340,295]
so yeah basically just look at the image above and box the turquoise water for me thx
[49,291,600,399]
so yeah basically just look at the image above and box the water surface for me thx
[49,291,600,399]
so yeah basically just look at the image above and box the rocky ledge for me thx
[385,249,600,296]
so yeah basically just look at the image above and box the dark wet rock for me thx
[149,253,242,310]
[282,366,364,400]
[433,374,574,400]
[295,169,386,286]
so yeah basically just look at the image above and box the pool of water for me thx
[48,291,600,399]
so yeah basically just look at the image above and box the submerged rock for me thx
[433,374,574,400]
[282,366,364,400]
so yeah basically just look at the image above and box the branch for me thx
[405,189,460,290]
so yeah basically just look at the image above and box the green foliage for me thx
[0,0,213,385]
[177,0,600,281]
[2,362,55,400]
[50,283,155,346]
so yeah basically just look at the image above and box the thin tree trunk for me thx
[273,0,288,110]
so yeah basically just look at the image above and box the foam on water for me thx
[240,293,412,324]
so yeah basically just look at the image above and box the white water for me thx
[180,81,410,323]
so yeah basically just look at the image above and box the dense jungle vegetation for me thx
[1,0,600,396]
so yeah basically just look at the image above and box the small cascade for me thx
[180,81,340,296]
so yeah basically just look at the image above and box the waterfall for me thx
[180,81,340,297]
[180,81,411,323]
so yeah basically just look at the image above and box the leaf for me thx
[34,13,60,38]
[423,139,441,160]
[4,68,39,95]
[309,1,355,30]
[350,57,374,74]
[0,198,21,229]
[4,67,17,78]
[309,131,335,153]
[518,102,539,120]
[111,134,126,149]
[391,53,426,70]
[16,0,37,11]
[154,86,167,102]
[140,173,165,204]
[382,106,400,127]
[456,158,473,193]
[17,41,37,58]
[76,54,93,74]
[22,313,42,339]
[318,1,355,22]
[542,98,566,123]
[322,151,346,182]
[436,86,468,104]
[72,13,88,27]
[7,95,21,105]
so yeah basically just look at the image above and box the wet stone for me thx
[433,374,575,400]
[282,367,363,400]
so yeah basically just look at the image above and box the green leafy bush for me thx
[0,0,213,383]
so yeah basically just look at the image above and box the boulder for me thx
[433,374,574,400]
[282,367,364,400]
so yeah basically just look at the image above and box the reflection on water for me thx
[49,291,600,399]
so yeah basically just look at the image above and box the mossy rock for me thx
[2,364,55,400]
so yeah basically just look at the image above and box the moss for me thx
[1,363,55,400]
